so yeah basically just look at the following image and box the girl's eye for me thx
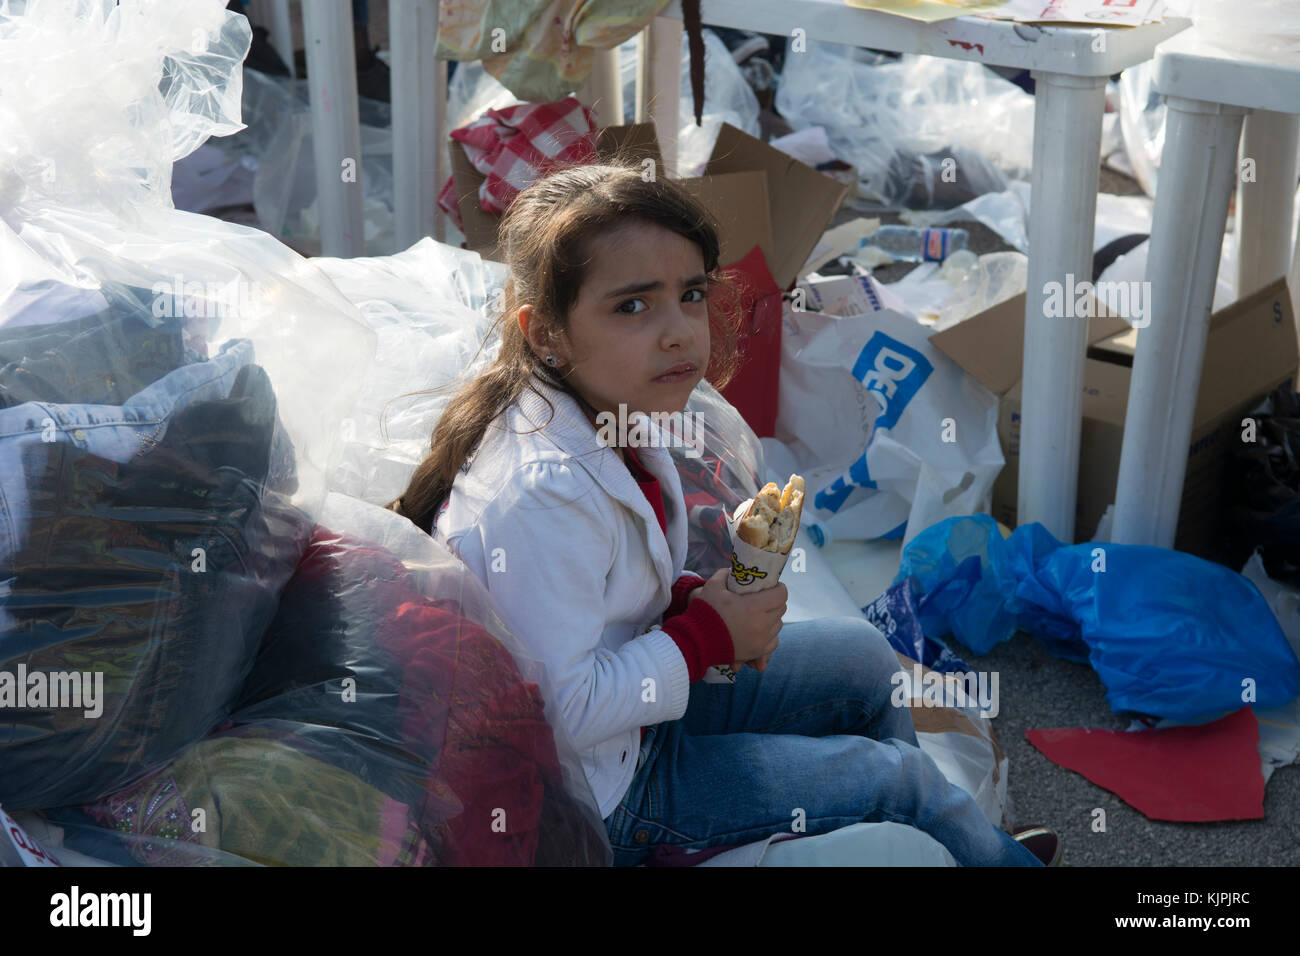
[616,298,648,315]
[683,288,707,304]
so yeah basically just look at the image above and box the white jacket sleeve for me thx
[448,460,691,751]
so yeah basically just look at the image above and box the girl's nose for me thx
[661,303,695,350]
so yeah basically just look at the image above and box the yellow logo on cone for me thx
[729,552,768,586]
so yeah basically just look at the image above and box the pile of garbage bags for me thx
[0,0,630,866]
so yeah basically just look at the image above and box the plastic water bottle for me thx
[859,226,969,263]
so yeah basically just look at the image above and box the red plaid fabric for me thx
[439,97,600,231]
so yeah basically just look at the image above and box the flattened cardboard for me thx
[703,123,850,290]
[993,279,1298,551]
[675,171,774,278]
[1088,280,1300,426]
[929,292,1131,397]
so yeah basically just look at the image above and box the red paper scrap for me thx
[1025,707,1264,822]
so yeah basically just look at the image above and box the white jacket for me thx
[434,375,700,819]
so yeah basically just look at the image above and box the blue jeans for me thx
[604,616,1043,866]
[0,338,254,569]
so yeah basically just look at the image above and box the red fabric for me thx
[623,446,667,535]
[713,244,784,438]
[380,599,566,865]
[623,447,733,685]
[661,599,734,683]
[667,574,706,618]
[438,97,599,229]
[288,528,578,865]
[1025,707,1265,822]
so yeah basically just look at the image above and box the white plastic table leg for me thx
[1017,71,1107,542]
[390,0,440,251]
[302,1,364,258]
[586,46,624,127]
[642,16,681,178]
[1111,96,1248,548]
[1235,110,1300,300]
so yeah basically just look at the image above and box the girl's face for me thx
[554,220,711,419]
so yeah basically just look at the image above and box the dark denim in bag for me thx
[0,303,186,408]
[0,364,311,810]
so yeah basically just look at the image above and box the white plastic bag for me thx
[248,71,398,256]
[775,290,1004,546]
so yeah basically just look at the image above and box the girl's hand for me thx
[694,569,785,664]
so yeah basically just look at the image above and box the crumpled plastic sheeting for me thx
[895,515,1300,722]
[777,41,1032,207]
[313,239,509,507]
[0,0,249,220]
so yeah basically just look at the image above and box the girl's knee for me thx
[810,616,904,688]
[836,616,901,668]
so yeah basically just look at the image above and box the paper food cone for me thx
[701,496,798,685]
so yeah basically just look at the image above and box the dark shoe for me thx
[1012,825,1062,866]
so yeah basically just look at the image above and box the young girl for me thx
[393,161,1055,867]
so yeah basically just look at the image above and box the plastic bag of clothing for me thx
[1,0,611,864]
[776,42,1032,208]
[895,515,1300,722]
[36,500,609,866]
[0,0,369,810]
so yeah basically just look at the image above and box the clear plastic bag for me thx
[0,0,610,865]
[669,380,766,578]
[312,238,509,507]
[934,251,1028,330]
[1117,62,1164,198]
[776,40,1033,208]
[675,29,761,178]
[248,70,398,256]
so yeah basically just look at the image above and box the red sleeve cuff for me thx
[666,573,707,619]
[661,598,734,684]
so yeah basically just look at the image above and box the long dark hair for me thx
[390,159,744,533]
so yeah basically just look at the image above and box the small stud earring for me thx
[545,355,559,367]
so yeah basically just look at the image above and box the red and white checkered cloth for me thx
[438,97,600,231]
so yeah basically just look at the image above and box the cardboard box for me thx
[449,120,849,289]
[929,278,1298,554]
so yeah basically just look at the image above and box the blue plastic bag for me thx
[894,515,1300,721]
[862,580,971,675]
